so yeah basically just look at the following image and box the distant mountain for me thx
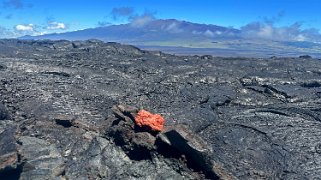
[20,19,239,45]
[20,19,321,57]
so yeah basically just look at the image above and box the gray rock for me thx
[0,64,6,70]
[1,39,321,179]
[18,136,65,180]
[0,121,19,179]
[158,124,233,179]
[0,103,10,120]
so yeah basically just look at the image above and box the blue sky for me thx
[0,0,320,38]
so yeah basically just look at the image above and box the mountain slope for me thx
[19,19,321,57]
[21,19,239,43]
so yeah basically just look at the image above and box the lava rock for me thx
[42,71,71,77]
[0,103,10,120]
[18,136,65,179]
[0,64,6,70]
[132,132,156,151]
[108,105,157,156]
[1,39,321,179]
[200,55,212,60]
[0,122,19,179]
[299,55,312,59]
[157,124,223,179]
[301,80,321,88]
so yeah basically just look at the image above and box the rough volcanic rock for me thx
[0,103,10,120]
[0,121,19,179]
[18,136,65,179]
[157,124,233,179]
[0,64,6,70]
[1,39,321,179]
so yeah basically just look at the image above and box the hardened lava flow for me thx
[1,39,321,179]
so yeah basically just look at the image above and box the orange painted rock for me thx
[135,110,165,132]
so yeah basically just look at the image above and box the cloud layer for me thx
[46,22,67,30]
[6,21,69,38]
[240,21,321,42]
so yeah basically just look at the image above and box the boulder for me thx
[157,124,225,179]
[108,105,157,156]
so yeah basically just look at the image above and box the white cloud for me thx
[204,29,214,37]
[240,21,321,42]
[15,24,34,31]
[202,30,223,37]
[130,12,155,27]
[162,22,183,33]
[47,22,67,30]
[215,31,222,35]
[257,24,273,38]
[192,30,202,35]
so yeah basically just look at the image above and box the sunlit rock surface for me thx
[1,39,321,179]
